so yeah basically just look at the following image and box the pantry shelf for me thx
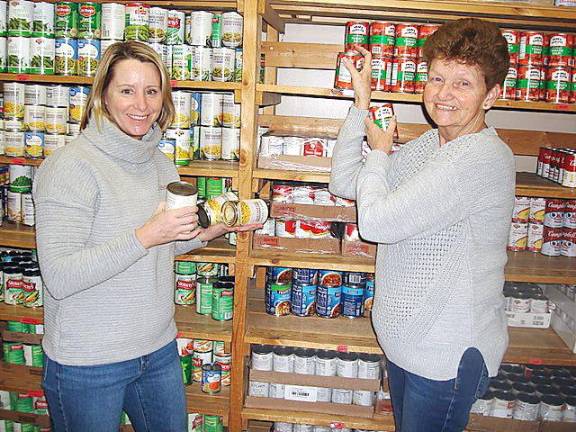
[249,249,375,272]
[0,362,42,393]
[0,304,43,323]
[252,168,330,184]
[178,160,239,179]
[515,172,576,199]
[0,222,36,249]
[505,327,576,367]
[177,237,237,264]
[186,384,231,421]
[505,251,576,285]
[0,409,50,429]
[1,330,43,345]
[175,305,233,343]
[0,156,42,167]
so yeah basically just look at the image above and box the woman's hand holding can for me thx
[342,44,372,110]
[136,203,200,249]
[364,115,397,155]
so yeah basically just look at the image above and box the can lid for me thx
[218,275,235,284]
[517,393,540,404]
[167,181,197,197]
[197,204,211,228]
[541,394,564,406]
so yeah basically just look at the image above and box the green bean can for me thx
[206,177,224,199]
[7,36,30,73]
[8,0,34,37]
[196,262,219,278]
[196,177,207,200]
[0,36,7,72]
[3,342,25,365]
[6,320,29,333]
[55,2,78,38]
[211,283,233,321]
[210,13,222,48]
[124,2,150,42]
[32,2,55,38]
[180,354,192,385]
[10,392,33,413]
[77,2,101,39]
[29,36,55,74]
[77,38,100,77]
[203,415,224,432]
[196,276,214,315]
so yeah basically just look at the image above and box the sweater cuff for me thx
[365,150,391,172]
[346,105,369,132]
[128,230,150,257]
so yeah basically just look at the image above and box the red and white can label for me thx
[370,22,395,58]
[562,152,576,188]
[507,222,528,251]
[394,23,418,58]
[541,226,563,256]
[527,223,544,253]
[519,31,544,66]
[345,21,370,52]
[389,57,416,93]
[512,196,531,223]
[543,199,565,228]
[500,66,517,100]
[501,29,520,65]
[545,66,571,103]
[564,200,576,229]
[561,228,576,257]
[344,223,360,241]
[371,56,392,91]
[548,33,574,67]
[516,66,541,101]
[334,51,364,90]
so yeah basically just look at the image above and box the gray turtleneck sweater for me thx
[33,117,204,366]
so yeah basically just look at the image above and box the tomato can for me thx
[500,66,518,100]
[344,21,369,52]
[370,56,392,91]
[416,24,439,59]
[369,21,395,58]
[501,29,520,65]
[519,31,544,66]
[394,23,418,58]
[516,65,541,101]
[563,154,576,188]
[541,226,563,256]
[548,33,574,67]
[545,66,571,103]
[561,228,576,257]
[389,57,416,93]
[527,223,544,253]
[414,60,428,94]
[334,51,364,90]
[201,364,222,394]
[507,222,528,251]
[369,103,396,136]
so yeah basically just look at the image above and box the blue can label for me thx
[343,271,367,287]
[316,285,341,318]
[342,285,364,318]
[265,282,291,316]
[318,270,342,287]
[364,278,375,313]
[291,281,317,316]
[292,268,318,285]
[266,267,293,285]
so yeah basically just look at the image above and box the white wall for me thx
[271,24,576,172]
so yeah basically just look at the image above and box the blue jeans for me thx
[42,339,187,432]
[387,347,490,432]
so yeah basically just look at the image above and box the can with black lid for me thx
[539,394,564,421]
[512,393,540,420]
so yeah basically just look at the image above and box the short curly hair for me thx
[423,18,510,90]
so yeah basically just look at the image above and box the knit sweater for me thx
[33,117,205,366]
[329,106,515,380]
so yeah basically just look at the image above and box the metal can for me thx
[24,84,46,106]
[200,126,222,160]
[516,65,541,101]
[527,222,544,253]
[221,127,239,161]
[273,346,294,372]
[46,84,69,107]
[29,36,55,75]
[548,33,573,67]
[544,199,565,227]
[124,2,150,42]
[490,391,515,418]
[200,92,223,126]
[187,11,212,47]
[44,133,66,155]
[562,228,576,257]
[3,266,23,305]
[171,44,191,80]
[416,24,439,58]
[364,274,374,313]
[3,341,25,364]
[344,21,369,51]
[24,131,43,158]
[394,23,418,58]
[265,281,291,316]
[201,364,222,394]
[519,31,544,66]
[513,196,530,222]
[252,344,274,371]
[196,276,215,315]
[267,267,293,285]
[290,280,317,317]
[563,153,576,188]
[545,66,571,103]
[499,66,518,100]
[55,37,77,75]
[507,222,528,251]
[4,82,25,118]
[7,35,30,73]
[69,85,90,123]
[77,38,100,77]
[334,51,364,90]
[166,9,185,45]
[234,47,242,82]
[209,12,222,48]
[146,6,168,43]
[501,29,520,65]
[570,69,576,104]
[77,2,101,39]
[165,128,191,166]
[564,200,576,228]
[341,284,364,318]
[166,181,197,210]
[370,56,392,92]
[222,199,268,227]
[190,45,212,81]
[198,191,238,228]
[318,270,342,287]
[55,1,78,38]
[368,103,397,138]
[22,268,42,307]
[45,106,68,134]
[369,21,395,58]
[4,130,25,156]
[175,261,196,306]
[0,1,6,38]
[221,11,243,48]
[101,3,125,41]
[171,91,191,129]
[540,395,564,421]
[222,92,240,127]
[541,226,563,256]
[211,282,234,321]
[214,353,231,386]
[211,47,235,82]
[389,57,416,93]
[8,0,34,37]
[414,60,428,94]
[0,36,6,72]
[316,284,341,318]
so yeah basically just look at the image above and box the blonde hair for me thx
[80,41,175,131]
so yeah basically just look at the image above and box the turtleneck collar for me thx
[81,116,163,164]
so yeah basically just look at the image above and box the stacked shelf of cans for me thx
[2,320,44,367]
[504,283,550,316]
[334,21,439,94]
[0,249,43,308]
[1,164,35,227]
[500,30,575,104]
[471,363,576,422]
[186,414,225,432]
[174,261,234,322]
[0,389,49,432]
[536,146,576,189]
[507,195,575,258]
[0,1,244,83]
[264,267,374,319]
[176,337,231,396]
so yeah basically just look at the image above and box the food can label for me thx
[221,12,243,48]
[291,281,316,316]
[24,131,43,158]
[0,2,7,37]
[5,130,25,156]
[190,45,212,81]
[341,285,364,318]
[210,13,222,48]
[7,36,30,73]
[221,127,239,161]
[69,86,90,123]
[316,285,341,318]
[55,2,78,38]
[171,91,191,128]
[196,279,214,315]
[507,222,528,251]
[211,287,233,320]
[200,126,222,160]
[29,36,55,74]
[124,3,150,42]
[8,0,34,37]
[561,228,576,257]
[200,92,223,126]
[166,10,185,45]
[78,2,101,39]
[33,2,55,38]
[234,48,242,82]
[265,282,291,316]
[77,38,100,77]
[101,3,125,40]
[541,227,563,256]
[175,274,196,305]
[55,37,77,75]
[201,366,221,394]
[187,11,212,47]
[211,47,235,82]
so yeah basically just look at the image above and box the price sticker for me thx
[528,357,543,365]
[337,344,348,353]
[170,80,177,87]
[16,74,30,81]
[21,317,42,325]
[330,422,345,430]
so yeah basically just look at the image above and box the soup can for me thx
[562,228,576,257]
[211,47,235,82]
[544,199,565,227]
[101,3,125,41]
[341,284,364,318]
[29,36,55,75]
[414,60,428,94]
[416,24,439,58]
[267,267,293,285]
[334,50,364,90]
[316,284,342,318]
[344,21,369,52]
[370,56,392,91]
[500,66,518,100]
[124,2,150,42]
[548,33,573,67]
[191,45,212,81]
[501,29,520,65]
[519,31,544,66]
[265,281,291,316]
[369,21,395,58]
[545,66,571,103]
[201,364,221,394]
[187,11,212,46]
[7,36,30,73]
[221,11,243,48]
[166,10,185,45]
[541,226,563,256]
[291,280,317,317]
[394,23,418,58]
[516,65,541,101]
[55,37,77,75]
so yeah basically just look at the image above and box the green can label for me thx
[370,34,394,45]
[78,3,101,39]
[211,287,233,321]
[31,344,44,367]
[395,37,417,48]
[196,176,207,199]
[196,278,214,315]
[175,261,196,274]
[3,343,25,365]
[6,320,30,333]
[10,393,33,413]
[55,2,78,38]
[211,13,222,48]
[206,177,224,199]
[507,43,519,54]
[180,354,192,385]
[203,415,224,432]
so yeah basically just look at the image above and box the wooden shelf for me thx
[1,330,43,345]
[178,160,239,179]
[505,327,576,366]
[506,251,576,284]
[515,172,576,199]
[252,168,330,184]
[178,237,237,264]
[0,156,42,167]
[0,222,36,249]
[175,305,232,343]
[0,409,50,428]
[0,362,42,392]
[249,249,374,272]
[0,304,43,323]
[186,383,230,420]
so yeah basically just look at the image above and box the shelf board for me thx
[505,327,576,366]
[186,383,230,420]
[1,330,43,345]
[249,249,374,272]
[178,160,239,179]
[0,409,50,428]
[252,168,330,184]
[0,222,36,249]
[506,251,576,284]
[257,83,576,112]
[177,237,237,264]
[0,362,42,392]
[515,172,576,199]
[0,156,43,167]
[0,304,44,323]
[175,305,232,343]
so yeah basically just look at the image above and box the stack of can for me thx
[537,146,576,188]
[0,389,49,425]
[508,195,546,253]
[264,267,374,319]
[4,163,34,226]
[2,340,43,367]
[187,414,224,432]
[248,344,382,408]
[175,338,231,390]
[0,249,43,307]
[5,318,44,334]
[500,29,575,104]
[471,362,576,422]
[503,282,549,314]
[259,133,336,158]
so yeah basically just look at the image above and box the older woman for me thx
[33,41,243,432]
[329,19,515,431]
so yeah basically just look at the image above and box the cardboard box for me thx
[550,311,576,353]
[271,202,356,223]
[341,240,377,259]
[253,235,341,255]
[506,311,551,328]
[258,154,332,173]
[547,285,576,321]
[245,369,380,418]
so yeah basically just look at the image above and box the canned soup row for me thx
[273,423,386,432]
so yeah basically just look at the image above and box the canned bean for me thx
[166,10,185,45]
[78,2,101,39]
[69,86,90,123]
[0,2,6,38]
[214,353,231,386]
[221,12,243,48]
[222,92,240,127]
[101,3,125,41]
[0,36,6,72]
[210,12,222,48]
[77,38,100,77]
[211,282,234,321]
[4,265,23,305]
[234,48,242,82]
[187,11,212,47]
[29,36,55,75]
[196,276,215,315]
[7,36,30,73]
[55,1,78,38]
[211,47,235,82]
[174,265,196,306]
[171,91,192,128]
[166,180,197,210]
[8,0,34,37]
[55,37,77,75]
[124,3,150,42]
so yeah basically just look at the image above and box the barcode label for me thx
[284,385,318,402]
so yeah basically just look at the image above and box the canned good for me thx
[252,345,274,371]
[78,2,101,39]
[200,92,223,126]
[69,86,90,123]
[519,31,544,66]
[414,60,428,94]
[196,276,215,315]
[45,106,68,133]
[540,395,564,421]
[369,21,395,58]
[265,281,291,316]
[527,223,544,253]
[565,200,576,228]
[165,128,190,165]
[7,36,30,73]
[171,44,191,80]
[101,3,125,41]
[8,0,34,37]
[334,51,364,90]
[273,346,294,373]
[4,82,25,118]
[562,228,576,257]
[344,21,369,51]
[124,3,150,42]
[221,199,268,227]
[222,92,240,128]
[166,181,197,210]
[370,56,392,91]
[318,270,342,287]
[548,33,573,67]
[24,131,44,158]
[544,199,565,227]
[541,226,563,256]
[211,47,235,82]
[171,91,191,128]
[501,29,520,65]
[316,284,341,318]
[416,24,439,58]
[210,12,222,48]
[500,66,518,100]
[291,280,317,317]
[200,126,222,160]
[77,38,100,77]
[341,284,364,318]
[221,11,243,48]
[394,23,418,58]
[234,47,242,82]
[166,9,185,45]
[4,266,23,305]
[293,348,316,375]
[211,282,233,321]
[24,84,46,105]
[389,57,416,93]
[44,133,66,155]
[175,271,196,306]
[197,191,238,228]
[46,84,69,107]
[201,364,222,394]
[29,36,55,75]
[55,37,77,75]
[545,66,571,103]
[369,103,397,138]
[55,1,78,38]
[507,222,528,251]
[490,391,515,418]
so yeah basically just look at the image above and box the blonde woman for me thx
[33,41,237,431]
